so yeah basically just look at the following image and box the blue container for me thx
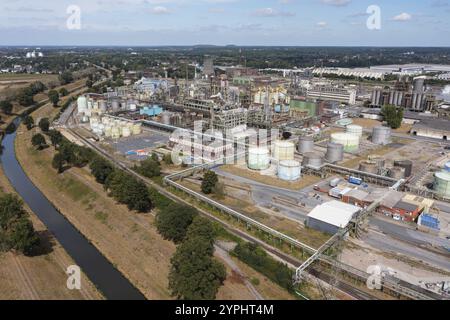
[420,214,440,230]
[140,105,163,117]
[349,176,363,185]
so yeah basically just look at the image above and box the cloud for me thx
[320,0,351,7]
[392,13,412,21]
[316,21,328,28]
[150,6,171,14]
[253,8,295,17]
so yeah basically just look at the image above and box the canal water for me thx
[0,119,145,300]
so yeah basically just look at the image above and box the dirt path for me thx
[214,245,264,300]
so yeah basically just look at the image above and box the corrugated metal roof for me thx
[345,189,369,201]
[380,190,404,208]
[394,200,419,213]
[307,200,361,228]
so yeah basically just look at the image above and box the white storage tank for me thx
[104,126,112,138]
[330,133,359,152]
[132,123,142,135]
[434,171,450,199]
[278,160,301,181]
[346,124,363,137]
[122,126,131,138]
[248,147,270,170]
[111,127,121,139]
[77,96,88,115]
[273,140,295,161]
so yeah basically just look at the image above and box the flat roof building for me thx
[307,201,361,235]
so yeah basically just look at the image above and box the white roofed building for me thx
[307,200,361,234]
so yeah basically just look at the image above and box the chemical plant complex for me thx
[50,55,450,301]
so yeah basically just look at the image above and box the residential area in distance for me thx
[0,0,450,308]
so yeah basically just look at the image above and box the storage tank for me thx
[122,126,131,138]
[99,100,107,113]
[434,171,450,199]
[104,125,112,138]
[161,112,171,125]
[77,96,88,115]
[346,124,363,137]
[330,133,359,152]
[111,99,120,112]
[278,160,301,181]
[111,127,121,139]
[273,140,295,161]
[298,136,314,154]
[388,167,406,179]
[368,155,386,168]
[132,123,142,135]
[302,152,323,168]
[444,162,450,173]
[372,126,391,145]
[248,147,270,170]
[394,160,413,177]
[359,161,379,174]
[325,142,344,163]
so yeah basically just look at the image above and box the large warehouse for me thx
[307,201,361,235]
[411,118,450,141]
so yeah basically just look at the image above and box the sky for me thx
[0,0,449,46]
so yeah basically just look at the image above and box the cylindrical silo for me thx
[325,142,344,163]
[111,126,121,139]
[372,126,392,145]
[273,140,295,161]
[298,136,314,154]
[330,133,359,152]
[394,160,413,177]
[434,171,450,199]
[161,112,171,125]
[388,167,406,179]
[132,123,142,135]
[248,147,270,170]
[359,161,379,174]
[104,125,112,138]
[278,160,301,181]
[99,100,107,113]
[77,96,88,115]
[302,152,323,168]
[122,126,131,138]
[346,124,363,137]
[111,99,120,112]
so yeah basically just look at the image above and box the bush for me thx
[232,242,294,293]
[201,170,218,195]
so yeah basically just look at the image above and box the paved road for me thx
[370,217,450,248]
[363,231,450,271]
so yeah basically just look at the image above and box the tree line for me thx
[0,194,40,256]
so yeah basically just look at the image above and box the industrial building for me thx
[307,201,361,235]
[411,118,450,140]
[306,85,357,105]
